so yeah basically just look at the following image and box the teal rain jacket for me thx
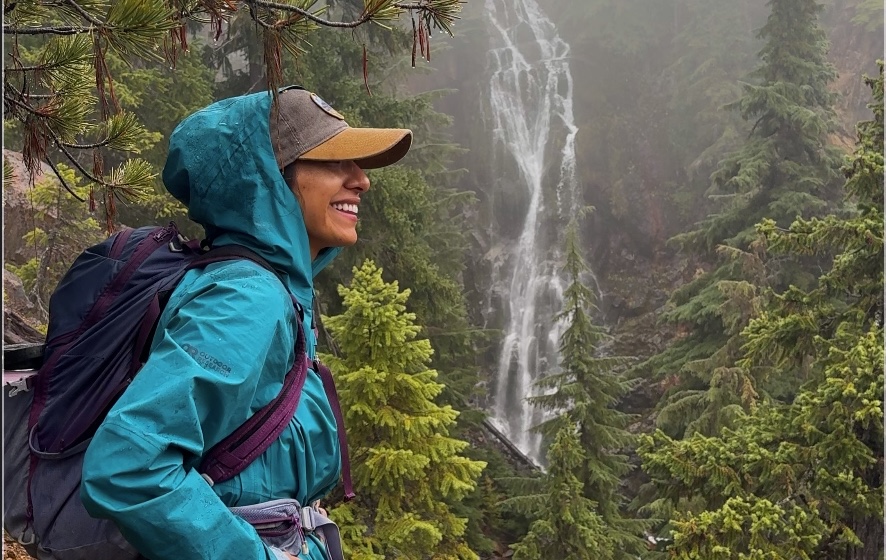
[81,90,343,560]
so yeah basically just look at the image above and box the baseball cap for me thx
[270,86,413,170]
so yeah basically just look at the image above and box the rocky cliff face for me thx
[407,1,883,442]
[3,149,59,267]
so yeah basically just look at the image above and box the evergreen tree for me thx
[643,0,844,438]
[3,0,463,227]
[320,260,486,560]
[507,424,616,560]
[661,0,768,221]
[639,64,884,560]
[527,221,649,559]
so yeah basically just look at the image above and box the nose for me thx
[345,161,370,193]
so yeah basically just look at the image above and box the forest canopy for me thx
[2,1,883,559]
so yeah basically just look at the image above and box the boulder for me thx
[3,269,43,344]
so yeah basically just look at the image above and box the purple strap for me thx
[315,362,355,501]
[108,227,134,259]
[188,244,285,284]
[99,240,352,498]
[130,294,162,377]
[198,319,308,484]
[25,225,175,522]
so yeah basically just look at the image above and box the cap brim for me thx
[299,128,412,169]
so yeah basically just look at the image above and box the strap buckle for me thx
[17,526,36,546]
[301,506,317,532]
[7,377,31,397]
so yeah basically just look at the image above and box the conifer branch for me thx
[2,25,96,35]
[58,138,117,150]
[64,0,105,26]
[3,91,42,119]
[45,156,86,202]
[252,0,371,28]
[46,129,108,187]
[5,64,54,72]
[3,0,464,225]
[249,0,458,33]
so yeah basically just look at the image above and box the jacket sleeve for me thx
[81,262,295,560]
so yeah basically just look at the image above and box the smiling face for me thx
[288,160,370,260]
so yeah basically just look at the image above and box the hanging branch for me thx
[3,0,464,226]
[93,36,117,118]
[424,17,431,61]
[262,27,284,97]
[45,156,86,202]
[411,14,418,67]
[363,44,372,96]
[4,0,462,35]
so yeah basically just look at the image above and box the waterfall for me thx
[484,0,582,464]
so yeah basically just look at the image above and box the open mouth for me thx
[331,202,358,217]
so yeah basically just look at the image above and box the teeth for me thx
[332,203,358,215]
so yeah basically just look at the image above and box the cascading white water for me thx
[485,0,582,464]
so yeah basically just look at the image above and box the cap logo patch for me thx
[311,93,345,120]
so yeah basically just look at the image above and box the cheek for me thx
[304,204,329,233]
[295,187,323,222]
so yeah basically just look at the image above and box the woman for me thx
[80,86,412,560]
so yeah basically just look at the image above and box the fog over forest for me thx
[414,0,883,456]
[3,0,884,558]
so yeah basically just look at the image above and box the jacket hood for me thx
[162,90,341,308]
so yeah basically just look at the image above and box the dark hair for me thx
[282,162,303,206]
[282,162,298,186]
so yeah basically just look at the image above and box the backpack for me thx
[3,222,353,560]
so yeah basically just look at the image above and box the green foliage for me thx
[507,424,616,560]
[670,495,827,559]
[641,327,884,558]
[851,0,885,32]
[104,47,216,233]
[6,164,105,312]
[642,0,843,440]
[516,222,650,559]
[4,0,463,227]
[320,260,486,560]
[455,448,534,557]
[639,64,884,560]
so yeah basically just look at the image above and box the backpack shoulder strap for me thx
[314,361,355,501]
[190,244,278,280]
[188,244,306,319]
[186,245,354,498]
[197,295,308,486]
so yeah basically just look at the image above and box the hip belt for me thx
[230,499,344,560]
